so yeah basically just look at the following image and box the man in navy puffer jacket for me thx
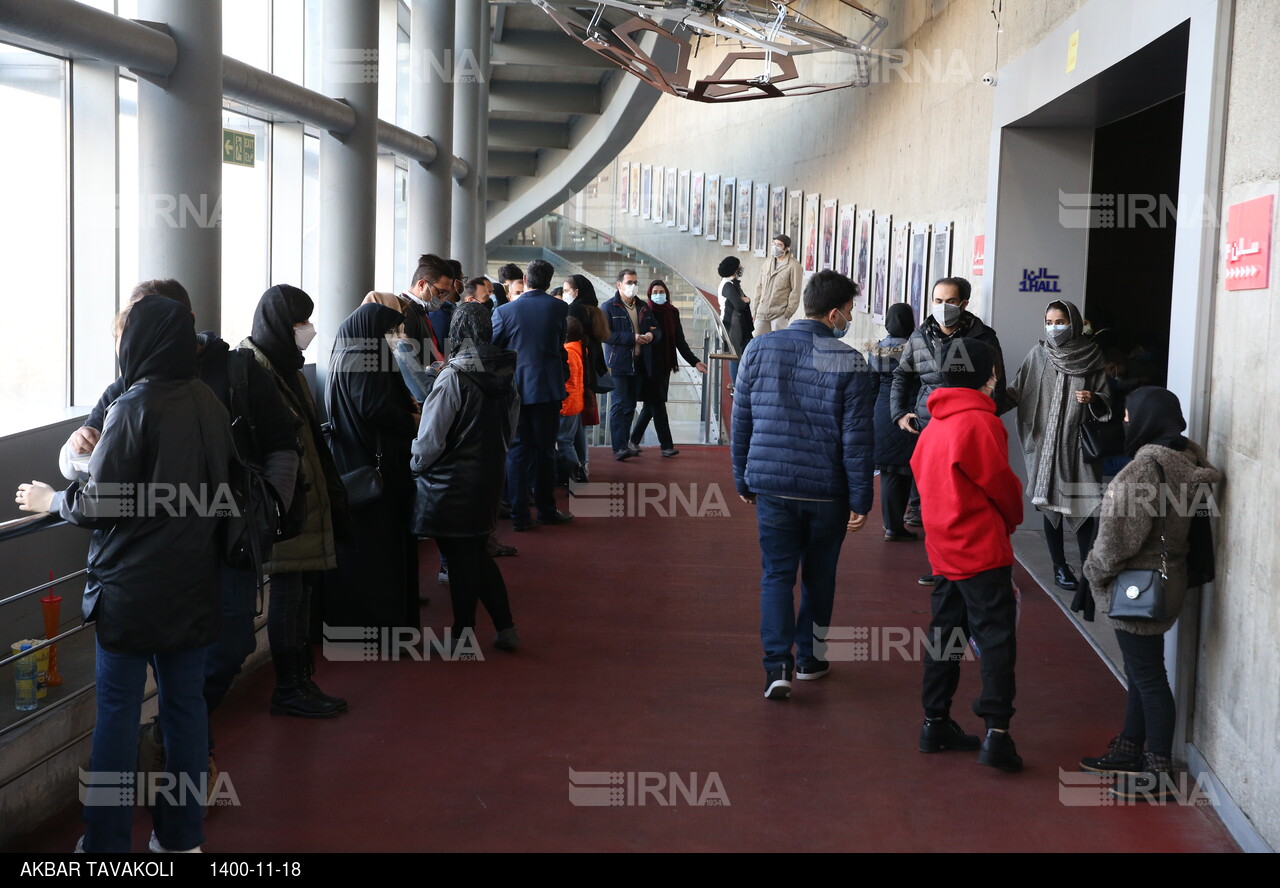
[732,270,877,700]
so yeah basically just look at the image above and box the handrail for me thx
[0,622,90,669]
[0,512,66,544]
[0,567,87,610]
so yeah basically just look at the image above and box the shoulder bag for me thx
[1108,460,1169,623]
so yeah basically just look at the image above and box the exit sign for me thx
[223,128,255,167]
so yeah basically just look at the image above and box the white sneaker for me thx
[149,830,203,853]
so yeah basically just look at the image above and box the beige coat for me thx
[754,254,803,323]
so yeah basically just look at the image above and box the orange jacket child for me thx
[562,340,584,416]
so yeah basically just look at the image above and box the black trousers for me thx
[436,536,514,636]
[922,565,1017,730]
[508,400,561,521]
[1044,514,1097,567]
[1116,629,1174,758]
[879,471,911,534]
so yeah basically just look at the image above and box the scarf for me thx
[1124,386,1188,456]
[650,296,680,372]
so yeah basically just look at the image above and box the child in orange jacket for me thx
[558,318,586,484]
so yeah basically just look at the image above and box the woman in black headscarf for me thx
[869,302,920,541]
[324,303,420,639]
[630,279,706,457]
[241,285,348,717]
[1007,300,1112,615]
[412,303,521,650]
[561,274,611,478]
[18,295,232,852]
[1080,387,1222,801]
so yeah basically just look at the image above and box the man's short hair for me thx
[617,268,638,284]
[566,316,583,343]
[464,276,489,298]
[498,263,524,284]
[803,269,857,317]
[129,279,191,310]
[774,234,791,250]
[933,276,972,303]
[525,259,554,292]
[447,259,464,282]
[937,338,996,390]
[411,254,452,287]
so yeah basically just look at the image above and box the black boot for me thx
[1054,564,1079,591]
[299,644,348,712]
[270,648,341,718]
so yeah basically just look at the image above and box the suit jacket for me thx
[491,289,570,405]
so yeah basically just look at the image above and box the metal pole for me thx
[409,0,454,264]
[450,0,482,275]
[318,0,379,392]
[475,0,491,273]
[137,0,222,331]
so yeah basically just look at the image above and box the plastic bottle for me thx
[15,643,38,711]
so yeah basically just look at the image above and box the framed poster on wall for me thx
[736,179,753,251]
[836,203,856,277]
[705,174,720,241]
[802,193,821,272]
[690,172,704,235]
[872,212,892,324]
[641,164,652,219]
[665,166,677,227]
[908,225,931,326]
[753,183,770,256]
[770,185,786,249]
[855,209,874,310]
[932,221,953,279]
[788,189,804,252]
[653,166,665,224]
[721,177,736,247]
[891,221,910,307]
[820,199,838,271]
[678,170,691,231]
[630,163,641,216]
[619,162,629,214]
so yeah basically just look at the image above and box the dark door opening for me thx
[1084,94,1185,389]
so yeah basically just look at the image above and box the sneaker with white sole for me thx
[795,659,830,681]
[764,666,793,700]
[149,831,203,853]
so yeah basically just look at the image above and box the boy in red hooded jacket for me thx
[910,338,1026,772]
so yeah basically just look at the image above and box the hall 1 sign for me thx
[223,129,256,167]
[1018,267,1060,293]
[1224,194,1273,291]
[971,235,985,276]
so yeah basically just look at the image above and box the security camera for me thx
[981,72,997,86]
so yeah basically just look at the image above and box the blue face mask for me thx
[652,292,668,305]
[832,309,849,338]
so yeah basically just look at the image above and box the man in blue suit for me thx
[492,259,574,530]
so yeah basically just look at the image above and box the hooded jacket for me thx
[411,345,520,538]
[54,296,232,654]
[869,303,918,470]
[910,386,1025,580]
[891,311,1012,428]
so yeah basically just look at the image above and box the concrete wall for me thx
[1196,0,1280,850]
[569,0,1278,850]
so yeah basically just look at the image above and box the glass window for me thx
[396,24,410,128]
[394,162,408,290]
[302,133,319,298]
[0,47,68,433]
[119,77,138,307]
[220,112,272,342]
[223,0,272,69]
[304,0,322,92]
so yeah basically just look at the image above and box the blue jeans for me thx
[609,374,642,454]
[203,565,257,725]
[557,413,582,479]
[755,495,851,673]
[84,644,207,852]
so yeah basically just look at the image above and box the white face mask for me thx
[621,282,637,298]
[771,245,784,258]
[563,289,576,303]
[652,292,668,305]
[294,322,317,351]
[931,302,962,328]
[1045,325,1072,347]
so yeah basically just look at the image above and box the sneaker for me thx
[903,510,923,527]
[437,566,450,586]
[661,448,680,457]
[1079,735,1144,774]
[918,717,981,753]
[763,666,792,700]
[1109,753,1178,802]
[489,541,517,557]
[977,729,1023,773]
[493,627,520,651]
[615,450,634,461]
[795,659,830,681]
[538,509,574,525]
[148,830,203,853]
[917,573,939,586]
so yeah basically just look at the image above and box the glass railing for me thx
[493,214,736,446]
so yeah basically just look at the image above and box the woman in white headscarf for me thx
[1006,299,1111,618]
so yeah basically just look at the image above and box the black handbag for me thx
[1107,460,1170,623]
[1080,418,1124,463]
[340,454,383,509]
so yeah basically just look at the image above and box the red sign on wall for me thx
[971,235,985,276]
[1224,195,1273,291]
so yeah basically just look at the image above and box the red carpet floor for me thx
[21,446,1237,852]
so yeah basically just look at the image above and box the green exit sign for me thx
[223,128,255,167]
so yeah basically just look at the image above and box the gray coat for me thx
[1083,441,1223,636]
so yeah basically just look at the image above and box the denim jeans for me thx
[203,565,258,723]
[557,413,583,480]
[755,494,851,672]
[609,374,643,454]
[84,644,207,852]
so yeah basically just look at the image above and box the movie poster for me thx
[802,193,821,272]
[836,203,856,278]
[908,226,931,326]
[820,199,839,271]
[872,212,892,323]
[705,174,720,241]
[630,163,640,216]
[753,183,770,257]
[736,179,753,252]
[619,162,629,214]
[891,221,910,307]
[855,209,874,309]
[720,177,736,247]
[788,190,803,253]
[664,166,677,227]
[678,170,691,231]
[641,164,652,219]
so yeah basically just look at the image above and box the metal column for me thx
[408,0,454,262]
[474,1,490,272]
[318,0,379,388]
[137,0,222,331]
[450,0,483,276]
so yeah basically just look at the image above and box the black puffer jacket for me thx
[890,312,1013,428]
[869,304,918,470]
[54,296,233,655]
[410,346,520,538]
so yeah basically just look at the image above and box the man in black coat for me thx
[492,258,574,530]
